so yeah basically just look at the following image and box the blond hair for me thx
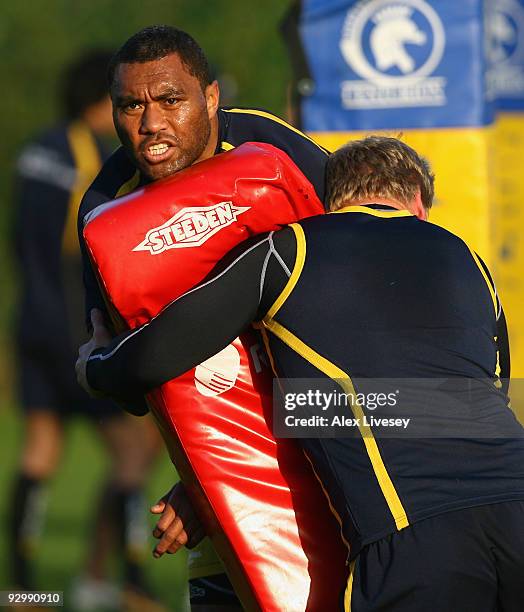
[326,136,434,212]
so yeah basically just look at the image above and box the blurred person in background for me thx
[10,50,164,612]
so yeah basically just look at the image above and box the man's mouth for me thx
[149,143,169,156]
[142,142,175,165]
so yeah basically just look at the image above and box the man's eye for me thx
[165,97,178,105]
[124,102,141,111]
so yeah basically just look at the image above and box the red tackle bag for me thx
[83,143,347,611]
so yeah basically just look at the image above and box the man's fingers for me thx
[150,500,166,514]
[152,519,187,558]
[159,540,183,556]
[90,308,105,328]
[150,486,174,515]
[76,309,112,397]
[153,524,203,556]
[76,340,105,398]
[90,309,106,336]
[91,308,112,345]
[150,482,201,558]
[167,530,188,554]
[152,525,165,539]
[153,512,183,541]
[153,505,177,535]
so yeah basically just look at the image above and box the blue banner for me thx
[299,0,494,130]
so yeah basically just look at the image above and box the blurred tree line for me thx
[0,0,292,402]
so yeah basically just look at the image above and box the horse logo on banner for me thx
[370,5,427,73]
[340,0,446,109]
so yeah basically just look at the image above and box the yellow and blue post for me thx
[490,0,524,379]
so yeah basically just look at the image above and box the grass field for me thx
[0,405,189,611]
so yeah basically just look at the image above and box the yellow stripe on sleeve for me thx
[468,248,498,317]
[344,559,356,612]
[265,224,306,320]
[261,318,409,532]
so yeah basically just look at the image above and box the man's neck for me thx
[340,198,406,211]
[195,114,220,164]
[336,196,427,220]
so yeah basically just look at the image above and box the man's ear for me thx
[205,80,220,119]
[412,190,428,221]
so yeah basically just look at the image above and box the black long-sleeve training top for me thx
[86,204,523,560]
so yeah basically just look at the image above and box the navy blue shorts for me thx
[189,573,241,609]
[344,501,524,611]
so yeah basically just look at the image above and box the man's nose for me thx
[140,103,168,134]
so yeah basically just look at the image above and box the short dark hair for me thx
[107,25,212,91]
[61,49,114,119]
[326,136,435,212]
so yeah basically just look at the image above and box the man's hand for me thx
[76,308,112,397]
[150,482,205,558]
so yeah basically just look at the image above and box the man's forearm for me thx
[86,295,253,399]
[85,237,270,398]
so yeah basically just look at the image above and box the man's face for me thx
[111,53,219,181]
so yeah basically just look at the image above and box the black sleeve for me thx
[220,107,329,205]
[86,228,297,402]
[475,252,510,391]
[257,122,328,204]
